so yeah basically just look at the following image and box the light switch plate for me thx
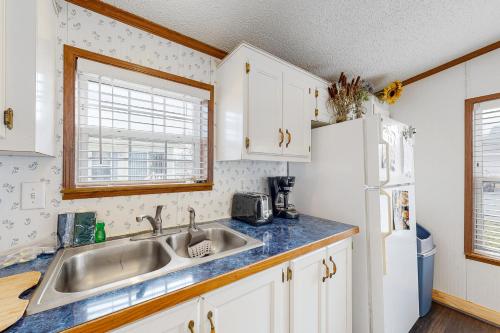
[21,182,46,210]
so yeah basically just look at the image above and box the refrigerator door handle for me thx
[380,189,392,275]
[380,141,390,187]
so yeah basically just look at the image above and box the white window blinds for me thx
[75,59,209,186]
[473,98,500,259]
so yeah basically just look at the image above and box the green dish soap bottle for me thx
[95,221,106,243]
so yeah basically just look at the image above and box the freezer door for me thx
[365,185,419,333]
[365,116,415,187]
[380,117,415,186]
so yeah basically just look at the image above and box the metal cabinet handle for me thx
[322,259,330,282]
[188,320,195,333]
[286,129,291,148]
[207,311,216,333]
[279,128,284,147]
[4,108,13,130]
[329,256,337,278]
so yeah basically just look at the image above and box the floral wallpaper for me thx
[0,1,286,254]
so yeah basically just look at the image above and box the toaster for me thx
[231,192,273,225]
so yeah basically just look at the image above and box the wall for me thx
[391,49,500,311]
[0,1,286,254]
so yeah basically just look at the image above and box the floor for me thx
[410,302,500,333]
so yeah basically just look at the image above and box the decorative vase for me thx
[333,104,356,123]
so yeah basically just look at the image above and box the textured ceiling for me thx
[103,0,500,88]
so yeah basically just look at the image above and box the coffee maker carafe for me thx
[268,176,299,219]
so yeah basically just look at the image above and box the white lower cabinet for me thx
[289,248,326,333]
[115,239,352,333]
[112,298,200,333]
[200,264,288,333]
[290,239,352,333]
[326,240,352,333]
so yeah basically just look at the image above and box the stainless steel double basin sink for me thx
[27,222,262,314]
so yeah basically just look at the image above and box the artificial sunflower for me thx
[380,81,403,104]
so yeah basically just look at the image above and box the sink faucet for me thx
[188,206,198,231]
[136,205,163,236]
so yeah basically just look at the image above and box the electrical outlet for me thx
[21,182,46,210]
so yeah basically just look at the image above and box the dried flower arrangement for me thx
[328,72,370,123]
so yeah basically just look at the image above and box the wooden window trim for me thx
[62,45,214,200]
[403,41,499,86]
[464,92,500,266]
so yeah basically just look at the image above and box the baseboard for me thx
[432,289,500,327]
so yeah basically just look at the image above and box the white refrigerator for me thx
[290,115,419,333]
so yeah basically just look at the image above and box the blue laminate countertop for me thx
[1,215,357,333]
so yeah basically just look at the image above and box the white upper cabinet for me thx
[282,68,311,157]
[216,43,329,162]
[0,0,57,156]
[312,80,332,123]
[0,0,5,140]
[247,49,284,156]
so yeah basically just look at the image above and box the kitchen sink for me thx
[166,228,248,258]
[54,241,171,293]
[27,222,262,315]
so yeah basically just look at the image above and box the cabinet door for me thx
[315,82,331,123]
[0,0,5,139]
[1,0,55,155]
[3,0,36,149]
[247,52,283,155]
[282,69,310,157]
[112,299,200,333]
[201,264,287,333]
[326,239,352,333]
[290,248,327,333]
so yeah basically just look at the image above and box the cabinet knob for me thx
[207,311,216,333]
[322,259,330,282]
[329,256,337,278]
[279,128,284,147]
[188,320,195,333]
[285,129,291,148]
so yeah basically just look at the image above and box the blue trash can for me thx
[416,224,437,317]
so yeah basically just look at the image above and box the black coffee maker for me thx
[268,176,299,219]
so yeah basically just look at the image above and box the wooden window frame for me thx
[464,92,500,266]
[62,45,214,200]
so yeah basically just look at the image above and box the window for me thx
[465,93,500,266]
[62,46,213,199]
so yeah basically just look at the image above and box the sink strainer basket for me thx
[187,240,213,258]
